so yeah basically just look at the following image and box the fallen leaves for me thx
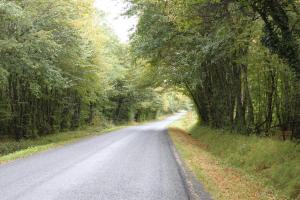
[168,128,286,200]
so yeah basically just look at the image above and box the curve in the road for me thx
[0,114,212,200]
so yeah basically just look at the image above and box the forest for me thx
[126,0,300,139]
[0,0,188,140]
[0,0,300,199]
[0,0,299,150]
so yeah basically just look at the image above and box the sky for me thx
[94,0,137,43]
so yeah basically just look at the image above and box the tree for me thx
[126,0,299,137]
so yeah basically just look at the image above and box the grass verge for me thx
[169,113,300,200]
[0,114,172,164]
[0,125,127,164]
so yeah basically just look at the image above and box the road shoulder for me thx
[167,129,213,200]
[168,127,287,200]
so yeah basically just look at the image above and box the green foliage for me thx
[0,0,182,141]
[189,125,300,199]
[127,2,300,197]
[127,0,300,137]
[172,112,300,199]
[238,0,300,78]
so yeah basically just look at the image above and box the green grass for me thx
[0,115,168,164]
[190,125,300,199]
[0,125,127,164]
[171,113,300,200]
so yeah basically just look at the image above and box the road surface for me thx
[0,114,206,200]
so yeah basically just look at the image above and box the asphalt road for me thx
[0,113,198,200]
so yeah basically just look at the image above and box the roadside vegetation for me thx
[127,0,299,138]
[128,1,300,199]
[169,113,300,200]
[0,0,191,164]
[0,1,189,141]
[1,0,299,199]
[0,124,122,164]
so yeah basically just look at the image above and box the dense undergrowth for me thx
[191,126,300,199]
[173,113,300,199]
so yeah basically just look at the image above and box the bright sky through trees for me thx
[94,0,136,42]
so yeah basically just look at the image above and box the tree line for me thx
[127,0,299,139]
[0,0,188,140]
